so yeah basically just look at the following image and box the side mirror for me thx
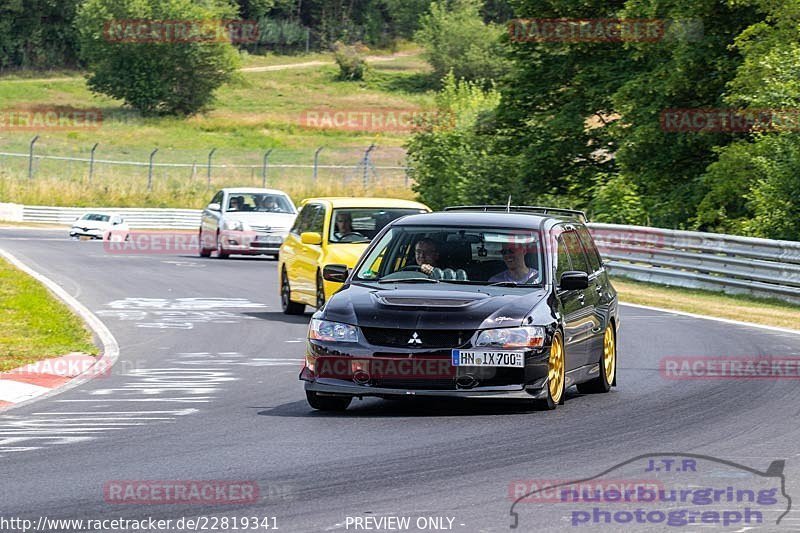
[207,202,221,212]
[559,271,589,291]
[323,264,349,283]
[301,231,322,245]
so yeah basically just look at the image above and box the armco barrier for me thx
[2,204,799,305]
[588,223,800,305]
[0,203,201,229]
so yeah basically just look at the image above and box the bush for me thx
[414,0,509,86]
[75,0,241,116]
[333,41,369,81]
[589,174,648,225]
[407,73,509,209]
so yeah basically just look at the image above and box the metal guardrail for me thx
[2,204,202,229]
[588,223,800,305]
[2,204,799,305]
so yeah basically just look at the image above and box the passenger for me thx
[489,244,539,284]
[228,197,241,211]
[414,238,442,276]
[261,196,278,211]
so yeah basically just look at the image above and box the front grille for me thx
[360,328,474,349]
[249,225,287,234]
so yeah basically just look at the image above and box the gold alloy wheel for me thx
[603,325,616,384]
[548,335,565,404]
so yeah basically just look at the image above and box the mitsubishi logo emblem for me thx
[408,332,423,345]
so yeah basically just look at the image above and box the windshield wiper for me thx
[378,277,440,284]
[488,281,535,287]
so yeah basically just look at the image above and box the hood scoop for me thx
[376,295,483,308]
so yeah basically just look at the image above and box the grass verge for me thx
[0,256,98,372]
[612,277,800,331]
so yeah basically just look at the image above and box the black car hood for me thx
[323,283,547,330]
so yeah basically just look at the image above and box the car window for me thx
[82,214,110,222]
[576,225,603,273]
[330,208,427,244]
[563,231,590,274]
[354,226,544,286]
[309,205,325,234]
[555,235,572,283]
[291,205,315,235]
[210,191,223,206]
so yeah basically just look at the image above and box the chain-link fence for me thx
[0,138,413,205]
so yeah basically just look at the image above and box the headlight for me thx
[309,319,359,343]
[474,326,545,349]
[222,219,248,231]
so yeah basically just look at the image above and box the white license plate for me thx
[255,235,282,244]
[451,350,524,368]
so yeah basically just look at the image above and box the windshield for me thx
[354,226,545,286]
[226,193,295,213]
[81,214,110,222]
[329,208,427,243]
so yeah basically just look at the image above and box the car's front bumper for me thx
[219,233,284,254]
[300,339,552,400]
[304,377,549,400]
[69,228,104,239]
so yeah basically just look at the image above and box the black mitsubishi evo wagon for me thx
[299,206,619,411]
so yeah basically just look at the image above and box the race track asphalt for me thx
[2,228,800,532]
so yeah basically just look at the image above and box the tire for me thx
[306,390,351,411]
[281,269,305,315]
[198,230,212,257]
[577,323,616,394]
[535,332,566,410]
[316,270,326,310]
[216,232,229,259]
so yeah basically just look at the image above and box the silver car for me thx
[199,188,297,259]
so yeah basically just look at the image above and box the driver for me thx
[334,212,355,238]
[414,238,442,276]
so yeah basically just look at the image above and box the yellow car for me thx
[278,197,430,314]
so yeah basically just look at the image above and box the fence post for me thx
[88,142,99,183]
[147,148,158,192]
[207,148,217,189]
[305,28,310,53]
[262,149,273,188]
[191,162,197,182]
[362,143,376,188]
[28,135,39,180]
[313,146,324,182]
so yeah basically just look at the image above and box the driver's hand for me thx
[420,264,434,275]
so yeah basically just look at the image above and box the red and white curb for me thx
[0,353,100,407]
[0,248,119,413]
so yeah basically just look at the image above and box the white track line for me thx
[620,301,800,336]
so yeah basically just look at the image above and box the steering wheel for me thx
[340,232,364,238]
[402,265,422,271]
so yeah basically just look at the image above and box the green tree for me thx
[76,0,241,116]
[0,0,81,70]
[415,0,510,85]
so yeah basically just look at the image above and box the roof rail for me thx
[443,205,587,223]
